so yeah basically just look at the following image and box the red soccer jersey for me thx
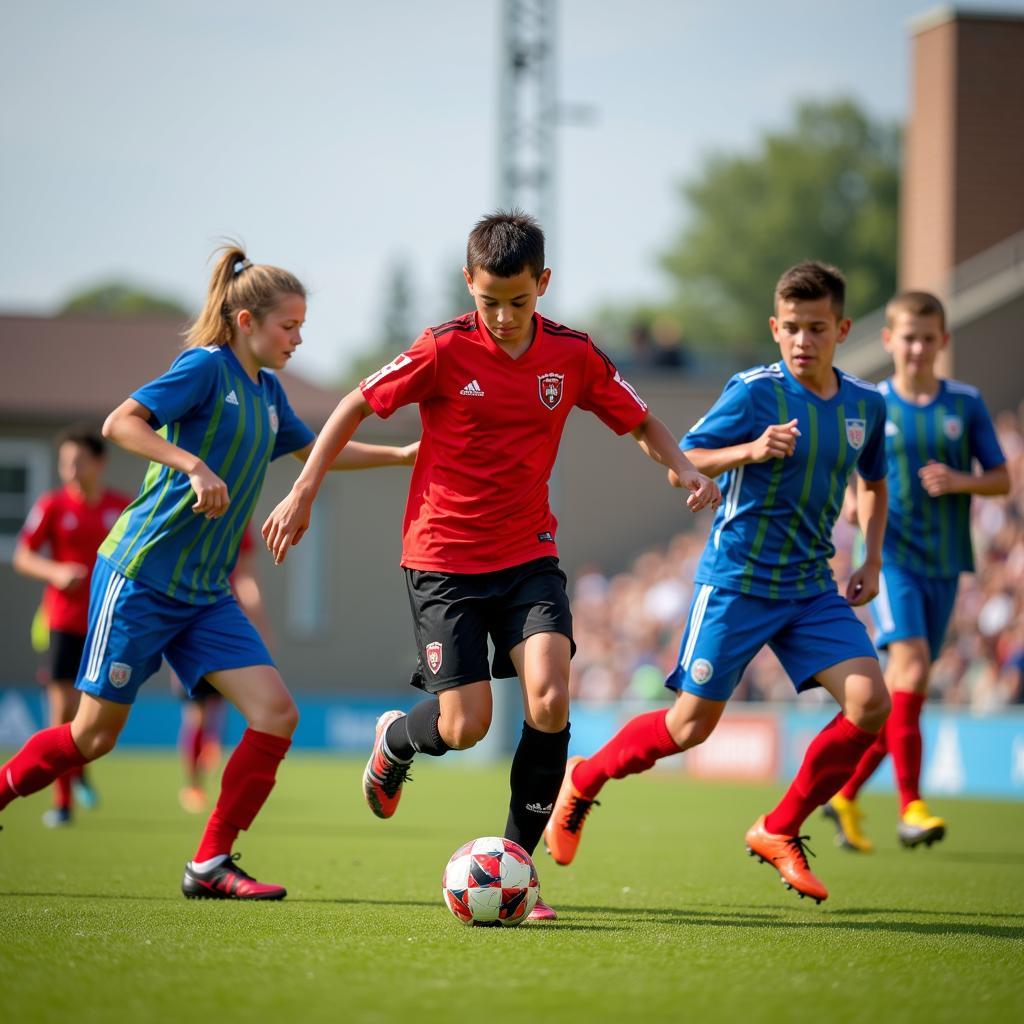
[19,486,132,634]
[360,312,649,573]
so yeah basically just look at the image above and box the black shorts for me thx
[50,630,86,684]
[404,556,575,694]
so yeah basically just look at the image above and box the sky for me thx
[4,0,1024,381]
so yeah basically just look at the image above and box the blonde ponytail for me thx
[184,242,306,349]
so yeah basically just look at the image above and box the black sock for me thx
[385,699,451,761]
[504,721,570,855]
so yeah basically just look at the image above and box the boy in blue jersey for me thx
[545,261,892,904]
[0,246,416,899]
[825,292,1009,852]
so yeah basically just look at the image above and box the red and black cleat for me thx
[181,853,286,901]
[362,710,413,819]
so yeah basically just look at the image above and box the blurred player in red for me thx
[13,425,131,827]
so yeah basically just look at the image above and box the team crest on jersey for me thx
[690,658,714,685]
[108,662,133,688]
[538,373,565,410]
[266,404,279,434]
[885,419,899,437]
[943,415,963,441]
[425,642,443,674]
[845,418,866,450]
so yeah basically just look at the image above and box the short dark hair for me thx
[774,261,846,317]
[55,423,105,458]
[885,290,946,331]
[466,209,545,279]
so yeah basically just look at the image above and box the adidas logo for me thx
[225,389,239,406]
[460,379,485,397]
[526,802,553,814]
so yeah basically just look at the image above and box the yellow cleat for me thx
[898,800,946,848]
[822,794,874,853]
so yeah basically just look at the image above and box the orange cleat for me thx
[745,815,828,904]
[543,755,599,866]
[527,896,557,921]
[178,786,207,814]
[362,710,413,819]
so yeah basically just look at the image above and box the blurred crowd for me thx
[569,403,1024,711]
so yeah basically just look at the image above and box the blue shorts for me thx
[75,558,273,705]
[666,586,877,701]
[871,564,958,661]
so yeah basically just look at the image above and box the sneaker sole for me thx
[899,824,946,848]
[746,846,826,905]
[182,890,286,901]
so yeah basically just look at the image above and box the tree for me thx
[659,98,900,356]
[59,282,189,318]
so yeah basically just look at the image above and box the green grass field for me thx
[1,753,1022,1024]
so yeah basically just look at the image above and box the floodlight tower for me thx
[498,0,558,240]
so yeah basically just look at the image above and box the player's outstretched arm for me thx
[918,460,1010,498]
[684,419,801,478]
[263,387,374,564]
[631,414,720,512]
[103,398,229,518]
[291,438,419,471]
[846,476,887,607]
[12,543,88,592]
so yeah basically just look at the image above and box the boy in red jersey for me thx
[265,210,719,920]
[13,425,131,826]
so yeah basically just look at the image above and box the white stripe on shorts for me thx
[84,571,127,683]
[874,571,896,636]
[681,584,713,671]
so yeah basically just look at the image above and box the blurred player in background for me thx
[546,261,891,905]
[13,425,131,827]
[177,525,263,814]
[824,291,1009,851]
[0,245,415,901]
[264,210,719,921]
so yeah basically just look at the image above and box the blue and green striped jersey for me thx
[684,361,887,600]
[99,344,314,604]
[879,377,1005,578]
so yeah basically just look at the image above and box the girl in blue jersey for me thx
[0,246,416,899]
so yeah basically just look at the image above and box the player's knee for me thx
[852,682,891,732]
[251,694,299,738]
[272,697,300,737]
[529,688,569,732]
[669,715,717,749]
[899,655,930,692]
[73,726,119,761]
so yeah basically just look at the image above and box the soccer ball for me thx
[442,836,539,927]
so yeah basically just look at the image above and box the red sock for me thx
[839,727,888,801]
[0,724,88,811]
[572,709,681,800]
[54,771,73,811]
[194,729,291,861]
[765,713,877,836]
[888,691,925,811]
[181,722,203,783]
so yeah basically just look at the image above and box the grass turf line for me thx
[0,752,1022,1024]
